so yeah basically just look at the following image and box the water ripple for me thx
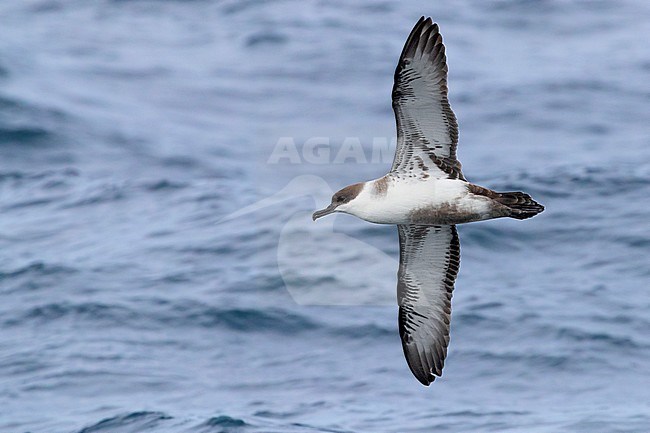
[77,412,172,433]
[3,301,320,334]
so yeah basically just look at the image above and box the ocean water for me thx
[1,0,649,432]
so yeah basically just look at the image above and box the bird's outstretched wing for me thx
[397,224,460,385]
[391,17,463,180]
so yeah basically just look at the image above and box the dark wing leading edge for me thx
[397,224,460,385]
[391,17,464,180]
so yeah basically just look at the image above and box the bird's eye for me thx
[336,196,344,203]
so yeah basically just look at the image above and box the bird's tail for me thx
[496,191,545,220]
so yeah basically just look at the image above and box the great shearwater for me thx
[312,17,544,385]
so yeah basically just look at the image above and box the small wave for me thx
[476,164,649,200]
[85,65,171,80]
[443,409,531,418]
[0,167,79,183]
[1,353,49,376]
[0,169,80,212]
[0,95,69,147]
[160,155,202,169]
[29,0,64,14]
[3,196,59,210]
[329,323,393,339]
[221,0,275,16]
[0,262,78,295]
[202,415,248,428]
[142,179,189,192]
[4,300,319,334]
[0,262,76,283]
[533,166,647,198]
[246,32,288,48]
[59,183,127,208]
[0,125,50,144]
[555,327,641,349]
[166,303,319,333]
[466,351,570,369]
[541,78,619,94]
[355,2,393,13]
[454,311,506,328]
[459,225,522,250]
[0,168,80,209]
[3,303,136,328]
[77,411,172,433]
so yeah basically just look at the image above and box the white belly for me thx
[349,177,493,225]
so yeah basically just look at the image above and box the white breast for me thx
[345,177,491,224]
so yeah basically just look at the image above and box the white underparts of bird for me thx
[312,16,544,386]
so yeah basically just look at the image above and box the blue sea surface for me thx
[1,1,649,432]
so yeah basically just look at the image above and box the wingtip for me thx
[418,16,437,26]
[403,343,442,386]
[410,17,442,44]
[416,15,440,33]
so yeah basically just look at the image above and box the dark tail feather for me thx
[497,192,545,220]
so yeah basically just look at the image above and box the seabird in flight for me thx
[312,17,544,385]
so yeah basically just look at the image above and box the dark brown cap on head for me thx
[331,183,363,205]
[312,182,363,221]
